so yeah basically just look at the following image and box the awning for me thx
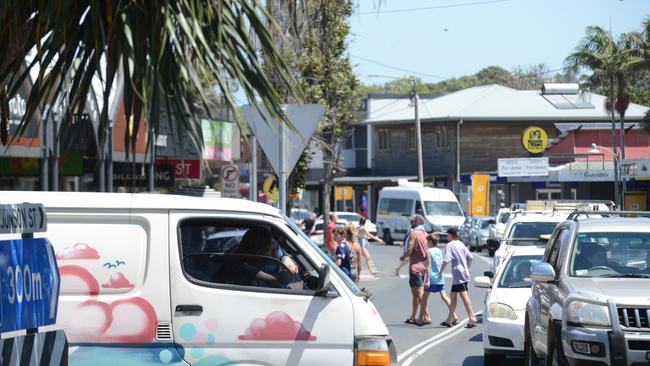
[306,175,417,185]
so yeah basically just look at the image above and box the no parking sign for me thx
[221,164,240,198]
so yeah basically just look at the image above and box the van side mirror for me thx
[315,263,331,295]
[539,234,551,242]
[530,262,556,283]
[486,238,500,251]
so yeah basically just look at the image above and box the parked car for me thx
[460,216,477,244]
[525,211,650,366]
[376,181,462,245]
[474,246,545,365]
[323,212,378,237]
[290,207,311,225]
[310,218,349,249]
[489,208,511,240]
[468,216,495,252]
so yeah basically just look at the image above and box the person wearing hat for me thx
[399,214,430,325]
[438,227,477,328]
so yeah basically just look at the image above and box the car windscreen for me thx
[480,221,491,229]
[570,232,650,278]
[338,214,360,223]
[498,255,542,288]
[424,201,463,217]
[509,222,557,241]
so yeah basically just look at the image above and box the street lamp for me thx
[588,143,622,209]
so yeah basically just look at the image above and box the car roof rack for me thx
[567,210,650,221]
[525,200,616,212]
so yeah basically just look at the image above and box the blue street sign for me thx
[0,238,60,333]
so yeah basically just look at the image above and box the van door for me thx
[168,212,354,365]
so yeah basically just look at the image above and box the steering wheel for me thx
[587,265,615,273]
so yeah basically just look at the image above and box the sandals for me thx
[404,318,416,324]
[440,320,459,327]
[465,323,477,328]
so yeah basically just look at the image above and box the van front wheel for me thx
[383,229,394,246]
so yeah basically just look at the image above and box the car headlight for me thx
[488,303,517,320]
[566,301,610,326]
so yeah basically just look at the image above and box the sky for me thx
[349,0,650,85]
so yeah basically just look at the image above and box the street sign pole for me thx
[250,135,257,201]
[279,118,287,214]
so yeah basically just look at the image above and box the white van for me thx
[0,191,395,366]
[376,182,465,245]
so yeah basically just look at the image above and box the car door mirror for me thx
[484,271,494,278]
[530,262,556,283]
[486,238,500,251]
[474,276,492,288]
[315,263,331,295]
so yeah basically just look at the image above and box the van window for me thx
[423,201,463,216]
[378,198,413,216]
[179,220,320,292]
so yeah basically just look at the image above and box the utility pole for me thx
[412,78,424,184]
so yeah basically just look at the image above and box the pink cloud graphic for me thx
[57,265,157,343]
[57,243,100,260]
[102,272,135,289]
[239,311,316,341]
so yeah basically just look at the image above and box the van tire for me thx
[383,229,394,246]
[484,353,504,366]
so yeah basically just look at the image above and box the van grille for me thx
[617,307,650,329]
[156,322,173,341]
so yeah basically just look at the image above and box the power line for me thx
[350,54,448,79]
[358,0,511,15]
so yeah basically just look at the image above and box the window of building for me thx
[434,126,450,150]
[407,128,416,151]
[378,129,391,151]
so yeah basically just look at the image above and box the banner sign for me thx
[557,169,615,182]
[202,119,234,161]
[0,238,60,333]
[498,157,549,177]
[0,204,47,235]
[470,174,490,217]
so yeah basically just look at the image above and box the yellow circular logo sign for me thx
[522,126,548,154]
[263,175,279,202]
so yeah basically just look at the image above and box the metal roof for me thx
[555,122,640,134]
[364,84,649,124]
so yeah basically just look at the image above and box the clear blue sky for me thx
[349,0,649,85]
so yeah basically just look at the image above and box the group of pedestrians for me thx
[400,215,477,328]
[327,213,382,283]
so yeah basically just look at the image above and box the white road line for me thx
[396,311,483,365]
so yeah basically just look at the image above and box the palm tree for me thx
[565,25,644,207]
[0,1,298,154]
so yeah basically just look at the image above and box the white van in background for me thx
[376,181,465,245]
[0,191,395,366]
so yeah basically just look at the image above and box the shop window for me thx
[407,128,416,151]
[378,129,391,152]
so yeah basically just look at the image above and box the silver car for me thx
[525,211,650,366]
[468,216,495,252]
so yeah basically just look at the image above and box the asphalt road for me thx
[358,240,525,366]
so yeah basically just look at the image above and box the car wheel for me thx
[476,239,482,252]
[524,320,541,366]
[546,329,567,366]
[383,229,393,246]
[484,353,504,366]
[469,243,476,252]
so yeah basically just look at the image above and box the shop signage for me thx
[620,158,650,179]
[521,126,548,154]
[220,164,240,198]
[498,157,549,177]
[155,158,201,179]
[557,169,614,182]
[113,163,175,187]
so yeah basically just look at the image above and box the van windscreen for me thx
[424,201,463,217]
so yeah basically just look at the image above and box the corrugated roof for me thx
[364,84,649,124]
[555,122,640,134]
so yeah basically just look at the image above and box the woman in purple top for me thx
[438,227,477,328]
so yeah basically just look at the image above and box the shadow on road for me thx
[469,333,482,342]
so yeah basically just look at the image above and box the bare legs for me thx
[410,286,423,321]
[420,290,456,324]
[361,247,377,275]
[445,290,476,325]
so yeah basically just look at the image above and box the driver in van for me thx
[223,227,302,288]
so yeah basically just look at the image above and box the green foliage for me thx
[0,0,297,155]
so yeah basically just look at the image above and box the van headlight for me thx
[566,301,610,326]
[488,303,517,320]
[355,337,396,366]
